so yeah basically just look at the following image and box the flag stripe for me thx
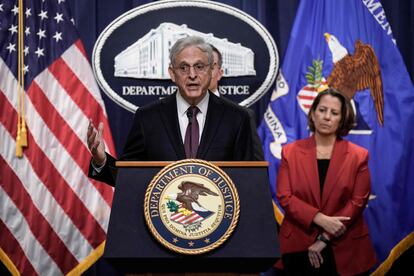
[22,122,107,249]
[171,212,203,224]
[0,92,95,261]
[72,41,109,114]
[62,42,116,156]
[49,57,115,156]
[29,77,113,207]
[0,156,79,273]
[0,88,106,250]
[301,86,317,91]
[0,220,37,276]
[29,79,91,171]
[298,90,318,96]
[297,95,316,100]
[0,58,111,232]
[183,215,203,224]
[40,53,114,205]
[0,186,63,275]
[74,40,89,59]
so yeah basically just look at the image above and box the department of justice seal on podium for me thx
[144,159,240,254]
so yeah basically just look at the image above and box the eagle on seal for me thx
[172,181,219,212]
[325,33,384,125]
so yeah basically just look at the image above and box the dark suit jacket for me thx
[276,136,376,275]
[89,92,261,186]
[217,94,264,160]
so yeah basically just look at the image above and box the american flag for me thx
[0,0,116,275]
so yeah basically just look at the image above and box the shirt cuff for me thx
[91,156,107,174]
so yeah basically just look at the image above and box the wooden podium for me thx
[104,161,280,274]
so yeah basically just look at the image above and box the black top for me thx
[317,159,330,195]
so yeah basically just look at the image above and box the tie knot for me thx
[187,106,199,118]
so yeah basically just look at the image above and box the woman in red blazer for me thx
[277,89,377,275]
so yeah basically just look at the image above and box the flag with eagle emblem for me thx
[258,0,414,274]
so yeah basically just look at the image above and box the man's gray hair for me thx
[169,36,213,66]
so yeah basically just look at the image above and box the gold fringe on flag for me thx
[16,0,27,157]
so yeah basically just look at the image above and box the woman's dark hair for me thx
[307,88,355,137]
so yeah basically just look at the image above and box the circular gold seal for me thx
[144,159,240,255]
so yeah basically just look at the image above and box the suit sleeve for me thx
[276,146,320,230]
[332,150,371,227]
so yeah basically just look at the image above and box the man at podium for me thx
[87,36,262,186]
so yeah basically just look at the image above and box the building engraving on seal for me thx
[144,160,240,255]
[114,22,256,80]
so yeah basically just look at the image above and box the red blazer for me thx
[276,136,376,275]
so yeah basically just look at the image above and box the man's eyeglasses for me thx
[173,63,210,75]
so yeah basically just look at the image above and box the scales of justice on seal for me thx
[103,159,280,274]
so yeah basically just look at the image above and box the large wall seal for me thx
[144,159,240,254]
[93,0,278,112]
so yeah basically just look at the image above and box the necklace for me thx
[316,148,332,158]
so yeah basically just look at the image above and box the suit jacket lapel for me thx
[197,93,224,159]
[321,138,348,208]
[301,137,321,207]
[159,94,186,159]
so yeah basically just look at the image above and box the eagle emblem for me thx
[166,181,219,230]
[175,181,219,212]
[325,33,384,126]
[297,33,384,130]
